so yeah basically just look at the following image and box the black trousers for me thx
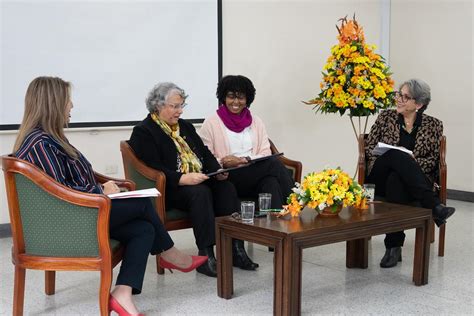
[109,198,174,294]
[228,157,294,209]
[167,178,239,249]
[367,150,440,248]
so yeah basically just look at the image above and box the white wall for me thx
[221,0,472,191]
[1,0,472,224]
[222,0,382,176]
[389,0,473,191]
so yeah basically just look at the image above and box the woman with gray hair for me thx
[365,78,455,268]
[128,82,259,277]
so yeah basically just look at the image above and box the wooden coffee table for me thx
[216,202,432,316]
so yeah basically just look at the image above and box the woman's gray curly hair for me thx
[400,78,431,111]
[145,82,187,113]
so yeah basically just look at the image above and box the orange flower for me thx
[337,16,365,45]
[304,15,394,116]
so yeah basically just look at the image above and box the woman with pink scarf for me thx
[200,75,294,211]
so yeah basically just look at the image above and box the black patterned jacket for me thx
[365,109,443,184]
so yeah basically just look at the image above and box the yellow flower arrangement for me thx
[284,168,368,217]
[305,15,395,117]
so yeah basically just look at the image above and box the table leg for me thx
[346,238,369,268]
[413,219,430,285]
[273,240,284,316]
[280,238,302,316]
[217,227,233,298]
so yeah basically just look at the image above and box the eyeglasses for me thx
[226,93,246,102]
[395,91,415,103]
[165,102,187,110]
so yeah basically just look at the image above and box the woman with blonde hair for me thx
[14,76,207,316]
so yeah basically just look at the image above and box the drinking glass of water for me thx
[258,193,272,212]
[240,201,255,224]
[363,183,376,202]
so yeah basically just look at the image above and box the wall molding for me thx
[0,224,11,239]
[447,189,474,203]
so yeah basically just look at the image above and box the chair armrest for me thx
[268,138,303,182]
[132,166,167,222]
[357,134,366,185]
[279,156,302,183]
[120,140,171,222]
[121,155,168,222]
[94,171,136,191]
[439,136,447,204]
[9,158,110,209]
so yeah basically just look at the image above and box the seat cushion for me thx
[110,239,121,252]
[166,208,190,221]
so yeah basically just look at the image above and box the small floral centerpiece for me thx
[283,168,368,217]
[304,15,395,137]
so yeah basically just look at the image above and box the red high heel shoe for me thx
[109,295,144,316]
[159,255,208,273]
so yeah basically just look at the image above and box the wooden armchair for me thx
[1,155,135,316]
[120,141,193,275]
[120,138,302,271]
[269,139,302,183]
[357,134,448,256]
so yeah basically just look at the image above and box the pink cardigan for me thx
[199,112,271,164]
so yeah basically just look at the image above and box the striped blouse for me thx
[15,128,103,194]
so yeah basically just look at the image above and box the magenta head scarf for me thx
[216,104,252,133]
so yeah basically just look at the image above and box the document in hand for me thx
[108,188,160,199]
[372,142,413,156]
[205,152,284,177]
[247,152,283,163]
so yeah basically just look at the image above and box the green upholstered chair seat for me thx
[16,174,103,257]
[110,239,121,252]
[165,208,190,221]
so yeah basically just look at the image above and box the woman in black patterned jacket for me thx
[365,78,455,268]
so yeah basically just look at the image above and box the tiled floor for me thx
[1,200,473,315]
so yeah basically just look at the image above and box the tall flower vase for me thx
[317,205,343,217]
[349,114,369,179]
[302,15,396,179]
[349,115,369,142]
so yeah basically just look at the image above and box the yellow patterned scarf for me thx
[151,113,202,173]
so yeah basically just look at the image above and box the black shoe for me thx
[232,239,259,270]
[380,247,402,268]
[432,204,455,227]
[196,246,217,277]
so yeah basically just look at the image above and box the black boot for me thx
[432,204,455,227]
[196,246,217,277]
[232,239,259,270]
[380,247,402,268]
